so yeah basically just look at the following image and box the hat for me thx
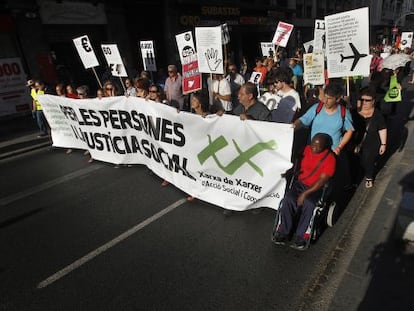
[26,79,34,87]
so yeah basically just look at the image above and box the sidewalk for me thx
[0,114,51,160]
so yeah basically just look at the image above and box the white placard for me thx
[195,26,224,74]
[401,32,413,50]
[303,40,314,53]
[313,19,326,51]
[249,72,262,85]
[38,94,293,211]
[139,40,157,72]
[101,44,128,77]
[176,31,196,64]
[272,21,294,47]
[260,42,275,57]
[303,52,325,86]
[325,7,370,78]
[73,35,99,69]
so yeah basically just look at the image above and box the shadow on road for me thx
[358,170,414,311]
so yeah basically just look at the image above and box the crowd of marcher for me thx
[27,43,413,250]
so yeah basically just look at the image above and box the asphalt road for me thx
[0,146,353,311]
[1,83,413,311]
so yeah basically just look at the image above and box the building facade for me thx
[0,0,412,113]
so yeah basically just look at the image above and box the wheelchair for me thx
[271,167,337,249]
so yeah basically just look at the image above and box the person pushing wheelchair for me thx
[273,133,336,250]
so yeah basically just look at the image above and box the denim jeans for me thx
[36,110,48,135]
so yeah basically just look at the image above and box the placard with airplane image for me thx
[101,44,128,77]
[325,7,370,78]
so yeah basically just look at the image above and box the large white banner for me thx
[325,7,370,78]
[195,26,224,74]
[73,35,100,69]
[38,95,293,211]
[101,44,128,77]
[303,51,325,86]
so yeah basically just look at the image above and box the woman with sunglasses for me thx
[353,87,387,188]
[103,81,118,97]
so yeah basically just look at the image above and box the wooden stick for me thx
[92,67,102,89]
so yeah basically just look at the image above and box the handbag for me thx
[384,75,402,103]
[354,118,372,154]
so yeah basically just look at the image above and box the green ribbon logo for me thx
[197,135,277,176]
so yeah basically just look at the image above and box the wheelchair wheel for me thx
[326,201,337,227]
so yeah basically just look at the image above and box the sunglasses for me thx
[360,98,373,102]
[149,90,158,93]
[106,87,113,90]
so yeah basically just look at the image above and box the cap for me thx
[26,79,34,87]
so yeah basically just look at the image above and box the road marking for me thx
[0,164,104,206]
[37,198,187,289]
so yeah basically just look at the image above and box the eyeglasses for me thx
[360,98,373,102]
[149,90,157,93]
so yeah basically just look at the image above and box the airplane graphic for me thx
[340,42,368,71]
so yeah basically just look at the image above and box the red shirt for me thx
[67,93,79,99]
[298,145,336,187]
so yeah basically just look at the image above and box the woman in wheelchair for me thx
[273,132,336,250]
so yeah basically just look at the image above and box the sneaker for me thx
[290,238,308,251]
[272,233,287,246]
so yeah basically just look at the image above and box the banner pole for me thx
[92,67,103,89]
[119,76,126,93]
[346,76,350,97]
[210,73,213,106]
[224,44,228,75]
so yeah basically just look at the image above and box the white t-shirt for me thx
[212,79,232,111]
[258,92,282,111]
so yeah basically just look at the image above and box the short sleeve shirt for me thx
[299,146,336,187]
[300,102,354,150]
